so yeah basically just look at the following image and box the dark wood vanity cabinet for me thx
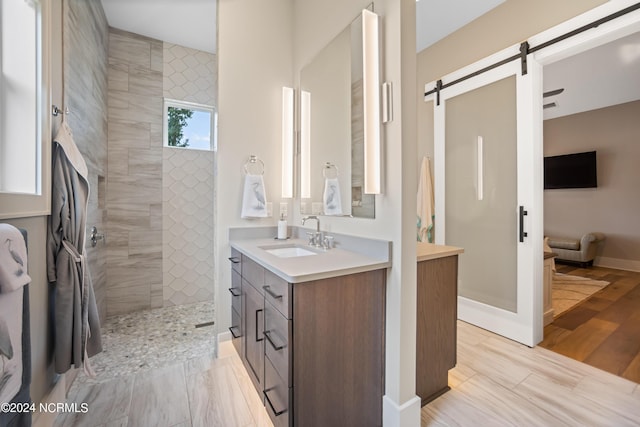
[229,249,386,427]
[416,254,459,405]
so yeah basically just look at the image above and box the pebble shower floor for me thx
[72,301,216,387]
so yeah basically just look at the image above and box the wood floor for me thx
[54,320,640,426]
[540,265,640,384]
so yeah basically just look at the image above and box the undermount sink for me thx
[260,244,319,258]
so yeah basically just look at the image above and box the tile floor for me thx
[54,313,640,426]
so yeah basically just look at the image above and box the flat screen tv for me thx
[544,151,597,189]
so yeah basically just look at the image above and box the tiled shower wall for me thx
[106,28,164,316]
[162,43,217,306]
[64,0,109,320]
[106,31,216,314]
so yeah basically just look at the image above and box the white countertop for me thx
[230,236,391,283]
[416,242,464,262]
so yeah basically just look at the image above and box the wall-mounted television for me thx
[544,151,597,189]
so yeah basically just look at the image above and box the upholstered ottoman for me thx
[546,232,605,267]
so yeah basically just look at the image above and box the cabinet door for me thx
[244,279,264,393]
[416,255,458,404]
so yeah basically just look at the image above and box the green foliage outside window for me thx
[168,107,194,147]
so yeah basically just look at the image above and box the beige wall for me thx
[216,0,294,349]
[416,0,607,176]
[544,100,640,269]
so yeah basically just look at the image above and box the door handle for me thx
[519,206,528,243]
[255,309,264,342]
[264,330,284,351]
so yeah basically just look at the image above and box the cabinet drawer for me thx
[230,270,242,314]
[264,300,291,386]
[264,355,291,427]
[229,248,242,274]
[264,269,291,318]
[243,256,264,291]
[243,278,265,392]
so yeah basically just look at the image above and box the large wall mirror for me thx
[299,6,377,219]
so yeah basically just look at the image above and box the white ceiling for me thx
[98,0,639,121]
[416,0,506,53]
[100,0,216,54]
[99,0,500,57]
[543,30,640,120]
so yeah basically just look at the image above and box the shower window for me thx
[0,0,50,219]
[163,99,217,151]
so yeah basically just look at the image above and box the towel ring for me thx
[322,162,339,179]
[244,155,265,175]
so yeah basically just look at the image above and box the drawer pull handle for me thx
[228,256,240,264]
[229,326,242,339]
[256,309,264,342]
[264,388,287,417]
[228,287,241,297]
[264,330,284,351]
[263,285,283,300]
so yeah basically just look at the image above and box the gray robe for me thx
[46,122,102,376]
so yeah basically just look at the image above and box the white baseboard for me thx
[382,394,421,427]
[218,330,231,342]
[594,256,640,272]
[33,376,66,427]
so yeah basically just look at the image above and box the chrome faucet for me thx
[302,215,322,247]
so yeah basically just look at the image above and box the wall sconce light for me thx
[363,9,381,194]
[282,87,294,198]
[300,90,311,199]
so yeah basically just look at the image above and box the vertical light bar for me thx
[477,136,484,201]
[363,9,381,194]
[300,90,311,199]
[281,87,294,198]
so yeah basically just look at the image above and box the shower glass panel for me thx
[445,75,517,312]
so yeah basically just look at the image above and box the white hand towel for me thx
[323,178,343,216]
[417,156,435,242]
[241,174,268,218]
[0,223,31,293]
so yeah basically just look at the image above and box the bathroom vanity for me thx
[228,229,390,427]
[416,242,463,405]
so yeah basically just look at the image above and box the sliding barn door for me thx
[433,60,543,347]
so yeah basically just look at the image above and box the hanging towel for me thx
[241,173,268,218]
[323,178,343,216]
[0,224,31,294]
[0,224,28,406]
[417,156,435,243]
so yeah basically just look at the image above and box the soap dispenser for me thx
[277,213,288,240]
